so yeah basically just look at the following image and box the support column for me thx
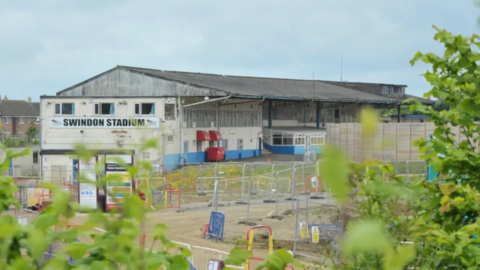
[316,102,321,129]
[268,100,273,129]
[397,104,401,123]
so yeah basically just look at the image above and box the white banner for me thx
[79,158,97,209]
[49,117,160,128]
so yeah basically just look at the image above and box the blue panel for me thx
[224,149,258,160]
[187,152,207,163]
[163,153,181,171]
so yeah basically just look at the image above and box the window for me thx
[237,139,243,150]
[142,152,150,159]
[167,135,174,144]
[184,141,189,152]
[209,141,215,148]
[94,103,115,115]
[4,117,11,124]
[4,132,11,138]
[282,134,294,145]
[33,152,39,164]
[165,104,175,120]
[135,103,155,115]
[55,103,75,115]
[19,117,24,124]
[273,133,282,145]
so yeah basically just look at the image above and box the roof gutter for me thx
[182,95,232,108]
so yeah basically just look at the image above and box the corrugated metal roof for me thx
[120,66,401,103]
[56,65,429,104]
[0,100,39,117]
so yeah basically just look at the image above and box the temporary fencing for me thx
[383,160,427,181]
[292,197,345,263]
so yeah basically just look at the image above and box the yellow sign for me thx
[312,226,320,243]
[300,222,308,239]
[27,188,47,207]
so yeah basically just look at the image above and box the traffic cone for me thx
[265,155,268,162]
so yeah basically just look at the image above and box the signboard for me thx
[206,211,225,242]
[311,176,318,188]
[207,260,225,270]
[105,155,133,210]
[79,158,97,209]
[106,171,132,207]
[299,222,308,239]
[312,226,320,243]
[49,117,160,129]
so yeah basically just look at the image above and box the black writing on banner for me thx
[63,118,146,127]
[106,163,128,172]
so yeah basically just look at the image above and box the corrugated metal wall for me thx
[58,69,228,97]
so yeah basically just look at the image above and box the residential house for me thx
[0,96,40,140]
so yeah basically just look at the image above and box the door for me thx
[305,134,311,152]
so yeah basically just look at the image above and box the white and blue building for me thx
[39,65,431,174]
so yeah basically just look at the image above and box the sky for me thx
[0,0,478,101]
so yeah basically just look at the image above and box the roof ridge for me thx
[120,65,365,84]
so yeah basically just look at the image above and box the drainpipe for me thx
[397,104,401,123]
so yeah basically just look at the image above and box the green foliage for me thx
[315,26,480,270]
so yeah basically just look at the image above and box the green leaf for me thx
[385,245,416,270]
[169,255,189,270]
[343,219,390,256]
[27,228,48,260]
[360,107,379,137]
[66,242,88,259]
[319,145,350,204]
[439,183,455,196]
[225,248,252,266]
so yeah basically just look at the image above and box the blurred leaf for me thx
[27,228,48,260]
[225,248,252,266]
[169,255,189,270]
[440,183,455,196]
[319,144,350,204]
[385,245,416,270]
[343,219,390,256]
[66,242,88,259]
[360,107,379,138]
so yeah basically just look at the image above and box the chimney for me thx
[28,97,32,103]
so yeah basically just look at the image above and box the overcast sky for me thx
[0,0,478,101]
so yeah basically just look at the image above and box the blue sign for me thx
[206,211,225,242]
[80,190,95,196]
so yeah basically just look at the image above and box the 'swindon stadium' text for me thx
[63,118,147,127]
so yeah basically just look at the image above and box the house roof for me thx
[0,100,39,117]
[119,66,405,104]
[31,102,40,111]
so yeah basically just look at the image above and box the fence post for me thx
[291,163,297,210]
[246,176,254,222]
[241,164,246,201]
[275,171,280,214]
[293,198,300,255]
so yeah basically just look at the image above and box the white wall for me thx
[40,97,180,165]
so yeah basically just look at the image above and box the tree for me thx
[26,125,39,143]
[315,26,480,270]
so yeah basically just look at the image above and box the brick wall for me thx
[1,116,40,139]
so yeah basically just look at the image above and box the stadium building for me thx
[39,65,432,177]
